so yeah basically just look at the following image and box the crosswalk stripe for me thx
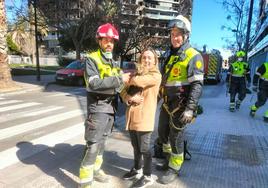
[0,100,22,105]
[0,109,84,140]
[0,123,84,170]
[0,102,41,112]
[46,91,84,98]
[0,106,65,124]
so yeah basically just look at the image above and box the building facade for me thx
[248,0,268,72]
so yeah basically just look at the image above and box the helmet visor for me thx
[168,19,186,31]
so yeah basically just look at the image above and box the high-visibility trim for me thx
[231,75,244,78]
[86,88,115,95]
[260,77,268,81]
[88,75,100,83]
[256,72,261,76]
[188,74,204,82]
[79,165,94,183]
[251,105,258,111]
[165,47,199,85]
[168,152,184,171]
[165,81,190,87]
[94,155,103,171]
[162,143,172,153]
[265,110,268,117]
[261,63,268,80]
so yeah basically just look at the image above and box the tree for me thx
[0,0,17,90]
[219,0,257,52]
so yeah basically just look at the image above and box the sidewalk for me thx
[0,75,56,96]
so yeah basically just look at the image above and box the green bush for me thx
[6,35,21,55]
[57,57,76,67]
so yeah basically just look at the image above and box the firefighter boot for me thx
[79,165,93,188]
[235,100,242,109]
[159,168,178,184]
[229,103,235,112]
[94,155,110,183]
[250,105,258,117]
[263,110,268,122]
[156,159,169,171]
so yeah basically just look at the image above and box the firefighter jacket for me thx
[84,49,123,114]
[253,62,268,90]
[226,60,251,83]
[161,42,204,111]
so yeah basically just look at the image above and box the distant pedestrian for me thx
[120,47,161,188]
[226,50,251,112]
[250,62,268,122]
[79,23,131,188]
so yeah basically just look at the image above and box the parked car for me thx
[55,60,85,86]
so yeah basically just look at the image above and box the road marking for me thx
[0,100,22,105]
[0,106,65,124]
[0,109,84,140]
[0,123,84,170]
[0,102,41,112]
[46,91,84,98]
[0,97,5,100]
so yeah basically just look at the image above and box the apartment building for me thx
[121,0,192,38]
[248,0,268,70]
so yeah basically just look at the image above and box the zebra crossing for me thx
[0,91,86,171]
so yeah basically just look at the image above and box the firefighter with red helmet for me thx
[79,23,131,188]
[226,50,251,112]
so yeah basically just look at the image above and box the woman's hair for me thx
[137,47,159,66]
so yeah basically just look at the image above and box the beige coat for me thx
[121,68,161,131]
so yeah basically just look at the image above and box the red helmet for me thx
[96,23,119,40]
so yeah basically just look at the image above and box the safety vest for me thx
[231,61,248,77]
[85,49,121,88]
[261,63,268,80]
[165,47,199,86]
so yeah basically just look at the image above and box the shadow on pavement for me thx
[16,141,82,187]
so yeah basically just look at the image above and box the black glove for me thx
[180,110,194,124]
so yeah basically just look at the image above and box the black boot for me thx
[155,160,169,171]
[159,168,178,184]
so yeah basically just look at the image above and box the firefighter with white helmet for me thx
[156,15,204,184]
[226,50,251,112]
[79,23,131,188]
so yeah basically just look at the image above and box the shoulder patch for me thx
[196,60,202,69]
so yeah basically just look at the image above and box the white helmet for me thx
[168,15,191,33]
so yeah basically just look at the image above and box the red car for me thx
[55,60,85,86]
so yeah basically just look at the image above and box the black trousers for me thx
[129,131,152,176]
[255,89,268,108]
[229,79,246,103]
[158,105,184,155]
[81,113,114,167]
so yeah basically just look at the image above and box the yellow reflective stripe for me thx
[162,143,172,153]
[165,81,190,87]
[169,153,184,171]
[188,74,204,82]
[79,165,94,183]
[94,155,103,171]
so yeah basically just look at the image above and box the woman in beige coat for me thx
[120,47,161,188]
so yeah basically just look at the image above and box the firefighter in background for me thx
[250,62,268,122]
[79,23,131,188]
[226,50,251,112]
[157,15,204,184]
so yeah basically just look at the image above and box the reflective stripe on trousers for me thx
[168,152,184,171]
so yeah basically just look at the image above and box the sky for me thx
[191,0,233,59]
[5,0,233,59]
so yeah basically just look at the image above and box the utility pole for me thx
[33,0,40,81]
[244,0,254,60]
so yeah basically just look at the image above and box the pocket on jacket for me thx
[131,105,143,124]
